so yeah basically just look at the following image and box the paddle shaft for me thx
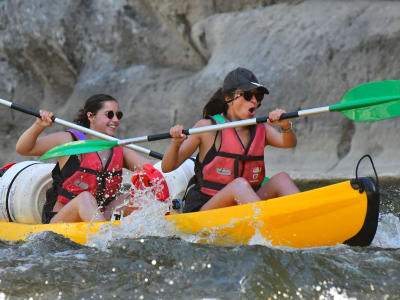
[116,112,298,146]
[116,94,400,146]
[0,98,163,159]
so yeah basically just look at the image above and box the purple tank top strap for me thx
[67,129,87,141]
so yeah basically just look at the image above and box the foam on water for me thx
[247,228,272,246]
[318,286,356,300]
[85,177,269,248]
[372,213,400,248]
[86,178,180,249]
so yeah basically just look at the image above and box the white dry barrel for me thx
[0,161,55,224]
[153,158,195,200]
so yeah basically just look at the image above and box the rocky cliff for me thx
[1,0,399,179]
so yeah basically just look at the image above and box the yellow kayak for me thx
[0,177,379,248]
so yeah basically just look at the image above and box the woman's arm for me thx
[123,148,155,171]
[265,109,297,148]
[161,120,206,172]
[16,110,72,156]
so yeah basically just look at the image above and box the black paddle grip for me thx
[256,112,299,124]
[280,112,299,120]
[11,103,40,118]
[149,151,164,160]
[11,103,56,121]
[147,132,173,141]
[147,129,190,141]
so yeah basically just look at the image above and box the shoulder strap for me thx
[67,129,87,141]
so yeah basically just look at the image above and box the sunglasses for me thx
[229,91,264,108]
[105,110,123,120]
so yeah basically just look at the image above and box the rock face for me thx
[0,0,399,179]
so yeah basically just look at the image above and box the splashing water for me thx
[86,171,180,248]
[84,175,400,251]
[86,172,277,249]
[372,213,400,248]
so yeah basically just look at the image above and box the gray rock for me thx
[0,0,399,179]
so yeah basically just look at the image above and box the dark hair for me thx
[202,88,235,118]
[74,94,117,128]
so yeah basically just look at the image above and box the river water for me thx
[0,178,399,300]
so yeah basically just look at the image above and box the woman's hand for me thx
[170,124,187,146]
[267,109,291,131]
[35,110,54,128]
[162,124,192,172]
[265,109,296,148]
[16,110,66,156]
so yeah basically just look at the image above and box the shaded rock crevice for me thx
[174,12,208,66]
[337,118,355,160]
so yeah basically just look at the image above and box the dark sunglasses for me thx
[105,110,123,120]
[240,91,264,107]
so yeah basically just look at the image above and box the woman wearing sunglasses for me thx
[162,67,299,212]
[16,94,154,223]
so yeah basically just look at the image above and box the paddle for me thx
[0,98,163,160]
[40,80,400,160]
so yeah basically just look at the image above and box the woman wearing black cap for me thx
[162,67,299,212]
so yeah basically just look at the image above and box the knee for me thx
[231,177,252,190]
[273,172,292,181]
[77,191,97,205]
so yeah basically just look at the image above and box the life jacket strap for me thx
[78,167,122,177]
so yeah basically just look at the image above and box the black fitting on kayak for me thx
[346,176,380,247]
[350,177,378,194]
[351,154,379,194]
[346,154,380,247]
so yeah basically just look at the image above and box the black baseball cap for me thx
[222,67,269,94]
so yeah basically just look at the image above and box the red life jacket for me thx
[196,114,266,196]
[130,164,170,202]
[126,164,171,214]
[55,130,123,208]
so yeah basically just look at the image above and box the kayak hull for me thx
[168,177,379,247]
[0,177,379,248]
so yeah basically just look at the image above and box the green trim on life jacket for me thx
[212,114,226,124]
[261,177,270,186]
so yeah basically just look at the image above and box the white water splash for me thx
[86,181,276,248]
[319,286,356,300]
[174,203,273,246]
[247,228,273,246]
[85,173,400,251]
[86,174,180,249]
[372,213,400,248]
[0,292,8,300]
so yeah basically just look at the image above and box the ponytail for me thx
[202,88,234,118]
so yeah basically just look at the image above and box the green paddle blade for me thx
[40,139,118,160]
[333,80,400,122]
